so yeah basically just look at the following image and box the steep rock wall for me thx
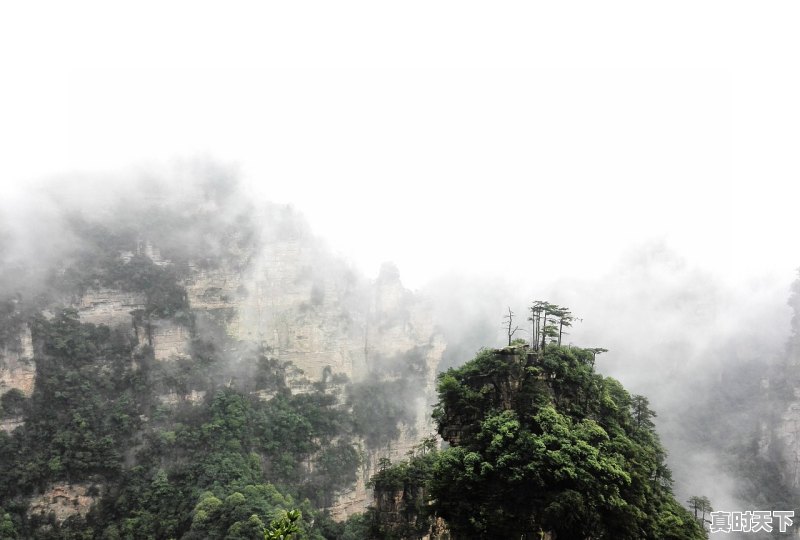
[230,243,445,518]
[76,288,145,328]
[0,324,36,399]
[10,222,443,521]
[193,248,444,519]
[146,318,191,361]
[237,239,366,380]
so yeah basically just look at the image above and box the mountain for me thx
[0,175,441,538]
[363,342,708,539]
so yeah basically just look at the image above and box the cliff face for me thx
[187,232,446,517]
[0,323,35,434]
[3,207,443,521]
[235,237,365,379]
[212,247,444,518]
[0,324,36,400]
[76,288,145,328]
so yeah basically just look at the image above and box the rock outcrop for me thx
[0,324,36,399]
[176,245,444,518]
[238,252,443,518]
[27,483,97,524]
[4,207,444,523]
[0,416,24,433]
[76,288,145,328]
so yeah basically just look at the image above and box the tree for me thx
[0,388,26,418]
[409,337,708,539]
[529,301,562,350]
[0,509,17,539]
[586,347,608,368]
[687,496,713,528]
[631,394,657,431]
[264,509,301,540]
[528,301,551,350]
[552,306,577,346]
[502,307,521,346]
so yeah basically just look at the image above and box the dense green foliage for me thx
[365,438,439,540]
[368,344,707,539]
[0,226,376,540]
[2,310,142,492]
[0,305,364,538]
[348,379,418,449]
[262,508,301,540]
[0,191,436,539]
[56,222,190,320]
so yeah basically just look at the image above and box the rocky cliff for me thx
[0,324,35,400]
[0,199,443,522]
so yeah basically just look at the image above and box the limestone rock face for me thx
[0,324,36,398]
[7,215,444,522]
[237,238,366,380]
[76,288,145,328]
[159,389,207,406]
[237,250,444,518]
[185,265,246,338]
[73,288,193,361]
[27,483,97,523]
[146,318,191,361]
[0,416,24,433]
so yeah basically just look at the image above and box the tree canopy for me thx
[368,330,707,539]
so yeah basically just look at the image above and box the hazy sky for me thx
[2,2,799,290]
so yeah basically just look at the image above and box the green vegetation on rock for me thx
[366,339,708,539]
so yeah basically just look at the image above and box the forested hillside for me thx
[362,342,707,539]
[0,177,439,539]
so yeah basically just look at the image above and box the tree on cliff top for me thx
[502,307,521,346]
[367,304,707,539]
[427,342,706,539]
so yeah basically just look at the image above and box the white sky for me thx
[1,2,799,290]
